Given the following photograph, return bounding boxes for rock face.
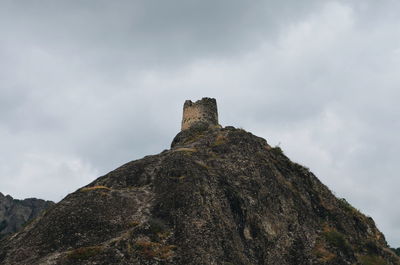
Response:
[0,192,54,238]
[0,102,399,264]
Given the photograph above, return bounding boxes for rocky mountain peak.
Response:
[0,99,398,265]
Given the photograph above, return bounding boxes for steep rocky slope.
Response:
[0,125,398,265]
[0,192,54,238]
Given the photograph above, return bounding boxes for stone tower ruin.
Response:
[181,97,219,130]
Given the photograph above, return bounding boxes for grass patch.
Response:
[390,247,400,256]
[80,185,111,192]
[128,220,141,228]
[67,246,104,260]
[292,162,310,173]
[195,160,210,169]
[127,241,133,254]
[148,218,167,235]
[173,147,197,153]
[271,146,284,156]
[364,240,380,255]
[313,241,336,263]
[168,175,186,180]
[338,198,362,216]
[358,254,388,265]
[135,240,176,260]
[212,134,227,146]
[184,133,206,144]
[322,227,352,254]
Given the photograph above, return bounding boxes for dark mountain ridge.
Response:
[0,98,398,264]
[0,192,54,238]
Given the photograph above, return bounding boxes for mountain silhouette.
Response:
[0,98,398,265]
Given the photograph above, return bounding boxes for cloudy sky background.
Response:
[1,0,399,246]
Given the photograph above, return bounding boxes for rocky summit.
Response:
[0,193,54,238]
[0,98,399,265]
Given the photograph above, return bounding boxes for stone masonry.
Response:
[181,97,219,130]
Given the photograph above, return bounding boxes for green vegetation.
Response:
[313,241,336,262]
[148,218,168,235]
[212,134,227,146]
[135,240,176,260]
[195,160,210,169]
[364,241,379,254]
[184,133,206,144]
[66,246,104,260]
[271,146,284,155]
[358,254,388,265]
[292,162,310,173]
[338,198,362,216]
[390,247,400,256]
[323,229,351,254]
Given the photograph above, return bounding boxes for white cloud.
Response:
[1,151,98,202]
[0,0,399,246]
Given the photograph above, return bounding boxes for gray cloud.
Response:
[0,0,399,246]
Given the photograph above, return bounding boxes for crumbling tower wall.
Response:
[181,97,219,130]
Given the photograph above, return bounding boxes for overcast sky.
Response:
[1,0,399,246]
